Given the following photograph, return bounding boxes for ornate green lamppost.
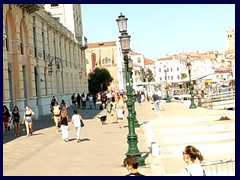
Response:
[164,65,171,103]
[116,13,145,166]
[186,57,197,109]
[128,50,140,128]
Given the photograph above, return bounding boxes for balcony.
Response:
[16,4,42,14]
[76,36,88,50]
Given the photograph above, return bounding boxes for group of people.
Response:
[3,105,35,137]
[50,96,84,143]
[98,92,127,128]
[71,92,97,110]
[124,145,206,176]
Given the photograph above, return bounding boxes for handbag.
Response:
[80,119,85,127]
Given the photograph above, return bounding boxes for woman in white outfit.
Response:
[71,109,83,143]
[23,105,35,137]
[180,145,206,176]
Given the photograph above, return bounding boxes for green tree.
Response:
[181,73,187,79]
[141,67,155,82]
[88,67,113,94]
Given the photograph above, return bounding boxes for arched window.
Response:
[102,57,111,65]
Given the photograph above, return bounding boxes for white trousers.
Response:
[61,125,68,140]
[75,126,81,140]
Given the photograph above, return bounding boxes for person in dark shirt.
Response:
[124,156,145,176]
[11,106,21,136]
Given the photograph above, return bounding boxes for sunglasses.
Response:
[182,151,187,155]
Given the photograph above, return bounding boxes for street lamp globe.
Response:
[119,33,131,52]
[116,13,128,33]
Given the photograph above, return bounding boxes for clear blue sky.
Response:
[81,4,235,60]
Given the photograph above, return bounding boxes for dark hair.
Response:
[73,109,78,114]
[3,105,9,111]
[124,156,139,169]
[185,145,204,162]
[12,106,19,112]
[61,108,67,118]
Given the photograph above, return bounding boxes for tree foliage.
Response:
[88,67,113,94]
[181,73,188,79]
[141,67,155,82]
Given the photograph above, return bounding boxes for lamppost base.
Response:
[189,105,197,109]
[166,99,171,103]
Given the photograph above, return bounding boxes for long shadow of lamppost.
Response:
[116,13,145,166]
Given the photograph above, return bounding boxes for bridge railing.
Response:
[200,90,235,108]
[201,158,235,176]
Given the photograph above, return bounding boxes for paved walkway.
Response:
[141,101,235,176]
[3,101,235,176]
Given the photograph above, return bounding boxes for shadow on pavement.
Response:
[3,106,104,144]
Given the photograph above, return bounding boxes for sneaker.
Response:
[64,139,69,142]
[77,139,81,143]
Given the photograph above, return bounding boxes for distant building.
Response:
[86,41,124,91]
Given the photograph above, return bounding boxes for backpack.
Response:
[53,105,61,116]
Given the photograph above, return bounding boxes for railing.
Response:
[201,90,235,109]
[201,158,235,176]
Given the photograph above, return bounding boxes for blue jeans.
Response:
[154,101,160,111]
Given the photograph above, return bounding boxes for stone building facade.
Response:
[3,4,88,118]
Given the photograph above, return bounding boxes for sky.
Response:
[81,4,235,60]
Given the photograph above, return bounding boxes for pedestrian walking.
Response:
[22,105,35,137]
[71,93,77,109]
[81,93,87,109]
[152,93,160,111]
[59,108,70,142]
[3,105,11,137]
[53,101,61,132]
[136,92,142,106]
[50,96,56,113]
[77,93,81,108]
[100,92,107,109]
[60,99,67,110]
[88,94,93,109]
[93,94,97,110]
[180,145,206,176]
[116,105,124,128]
[11,106,21,136]
[71,109,84,143]
[105,100,113,124]
[124,156,145,176]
